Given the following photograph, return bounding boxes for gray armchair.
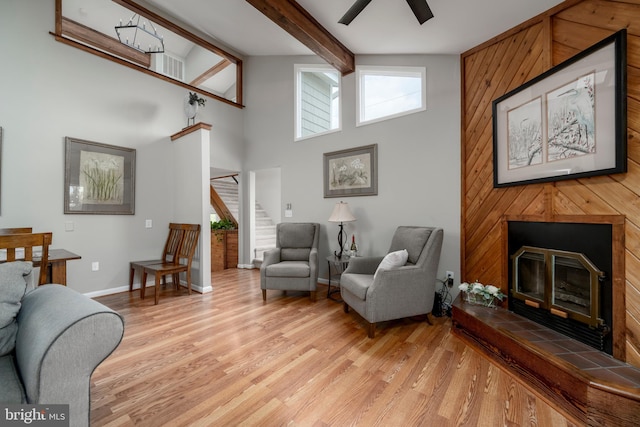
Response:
[260,223,320,301]
[0,259,124,427]
[340,226,443,337]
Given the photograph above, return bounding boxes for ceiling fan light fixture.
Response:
[338,0,373,25]
[339,0,434,26]
[406,0,434,25]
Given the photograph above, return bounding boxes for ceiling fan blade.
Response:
[406,0,434,24]
[338,0,373,25]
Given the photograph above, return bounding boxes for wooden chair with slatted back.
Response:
[140,224,201,305]
[129,223,186,292]
[0,227,33,235]
[0,232,52,286]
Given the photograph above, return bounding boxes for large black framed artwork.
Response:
[492,29,627,188]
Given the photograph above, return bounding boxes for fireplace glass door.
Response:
[512,246,604,327]
[515,250,545,304]
[551,251,604,327]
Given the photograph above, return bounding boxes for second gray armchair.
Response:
[340,226,443,338]
[260,223,320,301]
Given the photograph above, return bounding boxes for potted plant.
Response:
[459,281,505,308]
[184,92,206,126]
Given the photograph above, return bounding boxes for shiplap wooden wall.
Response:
[461,0,640,367]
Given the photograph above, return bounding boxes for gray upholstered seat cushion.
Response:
[0,261,32,356]
[265,261,310,278]
[388,227,432,264]
[0,354,26,403]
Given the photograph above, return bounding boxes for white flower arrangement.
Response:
[459,281,505,306]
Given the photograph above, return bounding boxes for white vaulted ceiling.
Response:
[145,0,565,56]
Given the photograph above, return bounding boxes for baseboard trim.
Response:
[84,281,211,298]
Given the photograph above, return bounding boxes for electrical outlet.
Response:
[446,271,454,287]
[91,262,99,271]
[145,219,153,228]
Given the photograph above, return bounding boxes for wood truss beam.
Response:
[190,59,231,87]
[245,0,355,75]
[61,17,151,68]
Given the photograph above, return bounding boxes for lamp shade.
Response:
[328,201,356,223]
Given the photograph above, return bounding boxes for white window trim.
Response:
[294,64,342,142]
[356,65,427,127]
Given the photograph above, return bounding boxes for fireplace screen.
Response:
[553,255,593,318]
[516,251,544,302]
[512,246,604,327]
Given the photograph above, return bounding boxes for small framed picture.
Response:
[64,137,136,214]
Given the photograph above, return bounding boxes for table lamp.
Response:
[328,201,356,258]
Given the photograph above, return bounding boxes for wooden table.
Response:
[33,249,81,285]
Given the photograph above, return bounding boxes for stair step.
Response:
[211,179,278,268]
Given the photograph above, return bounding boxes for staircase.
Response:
[211,178,239,221]
[210,178,276,267]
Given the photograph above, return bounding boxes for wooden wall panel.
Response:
[461,0,640,367]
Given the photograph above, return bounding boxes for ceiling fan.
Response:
[339,0,434,25]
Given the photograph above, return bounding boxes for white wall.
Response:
[0,0,243,294]
[242,54,462,284]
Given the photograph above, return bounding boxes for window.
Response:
[357,66,426,126]
[295,65,341,141]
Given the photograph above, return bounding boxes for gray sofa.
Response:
[340,226,443,337]
[0,261,124,427]
[260,222,320,301]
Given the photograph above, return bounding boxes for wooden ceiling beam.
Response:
[190,59,231,87]
[245,0,355,75]
[61,17,151,68]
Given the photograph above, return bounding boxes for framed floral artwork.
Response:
[323,144,378,198]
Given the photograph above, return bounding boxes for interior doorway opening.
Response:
[249,167,281,267]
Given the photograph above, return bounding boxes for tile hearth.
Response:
[461,301,640,388]
[451,298,640,425]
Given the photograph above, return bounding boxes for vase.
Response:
[465,292,479,304]
[464,292,497,308]
[183,94,199,126]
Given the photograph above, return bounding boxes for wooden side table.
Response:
[34,249,81,286]
[326,255,350,301]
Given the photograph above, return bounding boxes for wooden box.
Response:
[211,230,238,272]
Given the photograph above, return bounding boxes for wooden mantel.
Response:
[171,122,212,141]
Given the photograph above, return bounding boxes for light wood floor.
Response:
[91,269,578,427]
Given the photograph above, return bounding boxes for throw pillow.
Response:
[374,249,408,279]
[0,261,32,356]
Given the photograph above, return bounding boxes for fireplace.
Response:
[507,221,613,354]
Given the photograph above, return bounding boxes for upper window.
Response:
[295,65,341,141]
[356,66,426,126]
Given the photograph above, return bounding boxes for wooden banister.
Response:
[210,185,238,228]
